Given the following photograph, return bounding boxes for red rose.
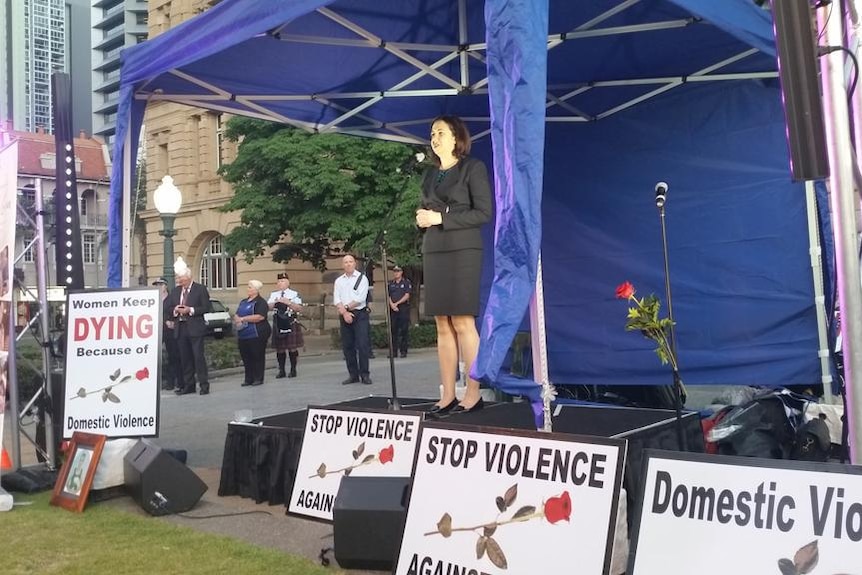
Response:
[378,445,394,464]
[135,367,149,381]
[543,491,571,524]
[615,281,635,300]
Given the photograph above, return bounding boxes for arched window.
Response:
[199,235,236,290]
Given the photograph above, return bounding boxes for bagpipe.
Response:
[273,302,298,335]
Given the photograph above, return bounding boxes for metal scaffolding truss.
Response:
[133,0,777,144]
[8,179,58,471]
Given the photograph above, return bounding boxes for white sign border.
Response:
[62,287,163,439]
[288,404,425,523]
[628,449,862,574]
[396,421,628,575]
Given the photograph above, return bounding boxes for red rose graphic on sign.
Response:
[378,445,394,464]
[69,366,153,404]
[543,491,572,524]
[311,442,396,479]
[426,484,574,570]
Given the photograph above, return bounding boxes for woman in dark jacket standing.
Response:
[416,116,492,415]
[234,279,272,387]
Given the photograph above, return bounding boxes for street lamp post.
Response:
[153,175,183,287]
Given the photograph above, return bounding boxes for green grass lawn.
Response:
[3,493,333,575]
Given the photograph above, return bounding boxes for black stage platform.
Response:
[218,396,704,516]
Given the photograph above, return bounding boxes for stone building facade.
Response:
[10,125,112,290]
[140,0,352,320]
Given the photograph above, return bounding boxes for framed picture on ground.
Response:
[50,431,107,512]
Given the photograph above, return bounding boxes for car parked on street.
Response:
[204,299,233,338]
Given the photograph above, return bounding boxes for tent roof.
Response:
[121,0,777,144]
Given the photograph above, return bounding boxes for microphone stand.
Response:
[657,189,688,452]
[365,150,425,410]
[374,231,401,411]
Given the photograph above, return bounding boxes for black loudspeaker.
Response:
[51,72,84,289]
[123,440,207,516]
[333,476,410,570]
[772,0,830,181]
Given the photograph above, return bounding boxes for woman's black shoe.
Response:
[428,398,459,416]
[451,398,484,414]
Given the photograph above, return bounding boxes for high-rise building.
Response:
[0,0,92,135]
[90,0,148,148]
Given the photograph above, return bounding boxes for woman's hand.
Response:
[416,209,442,228]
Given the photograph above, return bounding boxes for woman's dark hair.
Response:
[430,116,471,164]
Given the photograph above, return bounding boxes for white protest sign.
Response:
[395,423,626,575]
[630,451,862,574]
[289,407,423,521]
[62,288,161,438]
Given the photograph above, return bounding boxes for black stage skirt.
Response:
[271,322,305,352]
[423,248,482,317]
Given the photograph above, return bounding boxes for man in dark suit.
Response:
[169,267,212,395]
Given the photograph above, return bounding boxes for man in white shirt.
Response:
[333,254,372,385]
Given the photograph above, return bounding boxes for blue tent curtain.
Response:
[472,0,548,402]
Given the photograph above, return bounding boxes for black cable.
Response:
[839,46,859,101]
[818,1,833,41]
[819,45,859,103]
[175,510,274,520]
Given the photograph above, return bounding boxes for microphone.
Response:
[655,181,668,209]
[397,152,426,174]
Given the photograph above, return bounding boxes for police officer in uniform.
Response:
[387,265,412,358]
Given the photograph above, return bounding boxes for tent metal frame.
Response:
[131,2,777,145]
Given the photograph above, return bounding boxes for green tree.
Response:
[218,118,425,273]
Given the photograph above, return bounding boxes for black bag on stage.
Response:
[790,413,831,462]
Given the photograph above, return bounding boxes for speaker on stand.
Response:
[771,0,830,181]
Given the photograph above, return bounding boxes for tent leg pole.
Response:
[804,180,834,403]
[122,126,132,287]
[530,254,554,432]
[820,6,862,462]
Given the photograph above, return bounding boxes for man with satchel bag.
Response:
[333,254,372,385]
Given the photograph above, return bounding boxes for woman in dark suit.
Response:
[416,116,492,415]
[233,280,272,387]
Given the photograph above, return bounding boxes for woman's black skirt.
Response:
[423,248,482,317]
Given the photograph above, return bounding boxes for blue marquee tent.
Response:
[106,0,829,402]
